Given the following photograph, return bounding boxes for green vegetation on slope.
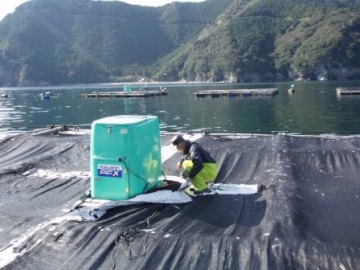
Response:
[0,0,359,86]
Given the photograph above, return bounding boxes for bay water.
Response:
[1,80,360,135]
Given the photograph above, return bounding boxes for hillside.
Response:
[153,0,360,82]
[0,0,359,86]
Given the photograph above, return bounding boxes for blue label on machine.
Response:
[97,164,122,178]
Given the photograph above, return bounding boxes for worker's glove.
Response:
[179,181,188,191]
[182,171,189,179]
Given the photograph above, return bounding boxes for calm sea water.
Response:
[1,81,360,135]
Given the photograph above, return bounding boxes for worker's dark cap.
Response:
[171,135,186,145]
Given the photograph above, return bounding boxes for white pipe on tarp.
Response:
[32,125,68,136]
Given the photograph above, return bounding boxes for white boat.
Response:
[288,84,295,94]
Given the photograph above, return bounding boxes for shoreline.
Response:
[2,79,360,91]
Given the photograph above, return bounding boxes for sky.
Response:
[0,0,206,21]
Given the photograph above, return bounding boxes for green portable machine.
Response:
[91,115,162,200]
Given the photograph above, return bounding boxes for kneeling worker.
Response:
[172,135,217,196]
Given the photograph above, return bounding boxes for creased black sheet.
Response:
[0,133,359,269]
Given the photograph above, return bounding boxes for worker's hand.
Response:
[182,171,189,179]
[177,161,183,170]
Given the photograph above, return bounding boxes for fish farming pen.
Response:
[82,89,168,98]
[194,88,278,98]
[336,87,360,96]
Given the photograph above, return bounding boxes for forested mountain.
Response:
[0,0,359,86]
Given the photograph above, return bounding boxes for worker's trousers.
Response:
[182,160,217,191]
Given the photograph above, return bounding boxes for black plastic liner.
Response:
[0,133,359,269]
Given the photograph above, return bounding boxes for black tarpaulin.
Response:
[0,132,359,269]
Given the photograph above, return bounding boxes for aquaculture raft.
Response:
[82,89,168,98]
[194,88,278,97]
[336,87,360,95]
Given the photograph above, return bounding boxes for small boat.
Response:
[288,84,295,94]
[1,93,8,98]
[40,92,50,99]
